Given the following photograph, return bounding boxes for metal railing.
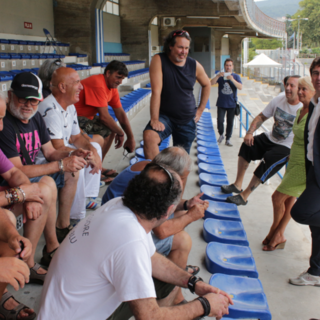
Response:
[238,102,284,179]
[242,0,286,38]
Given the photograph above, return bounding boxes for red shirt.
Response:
[75,74,122,120]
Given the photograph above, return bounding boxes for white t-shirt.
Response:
[262,94,302,149]
[307,96,320,163]
[36,94,81,163]
[38,197,156,320]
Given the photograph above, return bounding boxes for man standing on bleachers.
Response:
[74,60,136,167]
[143,29,211,160]
[210,58,242,147]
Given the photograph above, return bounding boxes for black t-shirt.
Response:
[0,111,50,165]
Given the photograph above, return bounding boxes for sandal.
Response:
[263,240,286,252]
[262,237,271,246]
[101,169,118,178]
[29,263,46,285]
[0,292,36,320]
[186,265,200,275]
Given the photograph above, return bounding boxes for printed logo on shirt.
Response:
[221,82,233,95]
[272,107,296,141]
[16,130,41,164]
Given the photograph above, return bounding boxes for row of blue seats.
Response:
[93,60,145,67]
[198,87,210,110]
[128,68,149,79]
[196,112,272,320]
[0,39,69,47]
[108,88,151,121]
[104,53,130,56]
[0,53,66,60]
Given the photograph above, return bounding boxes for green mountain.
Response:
[255,0,301,18]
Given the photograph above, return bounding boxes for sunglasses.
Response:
[172,30,190,38]
[146,163,174,191]
[54,59,62,66]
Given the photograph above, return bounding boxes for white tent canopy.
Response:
[243,53,282,68]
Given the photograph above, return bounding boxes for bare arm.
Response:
[244,112,269,146]
[210,71,223,85]
[227,74,243,90]
[149,55,165,131]
[98,107,124,135]
[195,62,211,122]
[153,203,208,239]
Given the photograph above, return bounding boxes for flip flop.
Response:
[101,169,118,178]
[101,175,114,184]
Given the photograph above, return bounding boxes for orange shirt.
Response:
[75,74,122,120]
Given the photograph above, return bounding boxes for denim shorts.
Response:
[29,172,65,189]
[144,114,196,154]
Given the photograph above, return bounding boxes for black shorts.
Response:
[239,133,290,183]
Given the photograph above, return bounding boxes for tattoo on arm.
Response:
[247,113,267,134]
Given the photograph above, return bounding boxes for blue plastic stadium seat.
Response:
[197,134,216,143]
[197,147,221,157]
[197,140,218,148]
[201,185,231,202]
[209,274,271,320]
[203,218,249,246]
[204,200,241,221]
[200,113,211,119]
[206,242,258,278]
[199,173,228,187]
[129,157,143,165]
[198,163,225,175]
[135,147,146,159]
[197,129,215,136]
[197,124,214,131]
[197,155,223,166]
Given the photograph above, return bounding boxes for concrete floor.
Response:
[10,80,320,319]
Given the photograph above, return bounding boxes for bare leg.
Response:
[102,133,116,161]
[39,176,59,253]
[56,171,79,229]
[167,231,192,304]
[264,196,296,249]
[143,130,161,160]
[233,156,250,190]
[239,174,261,202]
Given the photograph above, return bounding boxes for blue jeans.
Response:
[144,114,196,154]
[29,172,65,188]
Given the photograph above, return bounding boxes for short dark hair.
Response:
[163,30,191,55]
[309,57,320,76]
[104,60,128,77]
[285,75,301,84]
[224,58,233,66]
[283,75,290,85]
[122,163,182,220]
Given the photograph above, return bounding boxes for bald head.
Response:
[50,67,83,109]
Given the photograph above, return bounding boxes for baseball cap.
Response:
[11,72,43,101]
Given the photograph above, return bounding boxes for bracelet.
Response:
[183,200,188,211]
[188,275,203,294]
[5,188,21,205]
[16,187,26,203]
[59,159,64,174]
[197,297,211,317]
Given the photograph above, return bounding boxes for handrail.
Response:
[238,102,284,179]
[240,0,286,38]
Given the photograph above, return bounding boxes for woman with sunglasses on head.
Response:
[263,76,315,251]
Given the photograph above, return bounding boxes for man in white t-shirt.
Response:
[37,67,102,236]
[221,76,302,206]
[38,163,232,320]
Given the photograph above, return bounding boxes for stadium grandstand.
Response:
[0,0,317,319]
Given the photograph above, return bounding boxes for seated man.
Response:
[0,208,34,319]
[75,60,136,167]
[0,72,88,243]
[0,91,59,273]
[38,164,232,320]
[37,67,102,218]
[222,75,302,206]
[102,146,208,304]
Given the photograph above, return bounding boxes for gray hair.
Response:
[38,59,65,89]
[153,146,192,176]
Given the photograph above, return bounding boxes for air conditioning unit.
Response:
[152,46,161,51]
[163,17,175,27]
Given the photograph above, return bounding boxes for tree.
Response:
[291,0,320,47]
[251,38,283,49]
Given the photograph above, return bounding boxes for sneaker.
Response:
[226,194,248,206]
[86,197,101,210]
[225,140,233,146]
[217,135,224,144]
[289,271,320,286]
[40,245,58,267]
[56,224,73,243]
[221,184,242,194]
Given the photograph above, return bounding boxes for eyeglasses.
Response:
[147,163,174,191]
[172,30,190,38]
[54,59,62,66]
[17,98,40,106]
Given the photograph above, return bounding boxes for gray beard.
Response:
[9,99,37,121]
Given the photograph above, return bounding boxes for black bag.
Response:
[234,102,240,116]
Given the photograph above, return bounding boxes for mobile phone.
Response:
[19,240,24,260]
[125,147,131,153]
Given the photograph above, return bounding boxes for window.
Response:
[151,17,158,26]
[103,0,119,16]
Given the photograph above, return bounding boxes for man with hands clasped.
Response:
[211,58,242,146]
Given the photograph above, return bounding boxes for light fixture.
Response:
[186,16,220,19]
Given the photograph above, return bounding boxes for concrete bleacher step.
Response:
[206,242,259,278]
[203,218,249,246]
[104,52,130,62]
[209,274,272,320]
